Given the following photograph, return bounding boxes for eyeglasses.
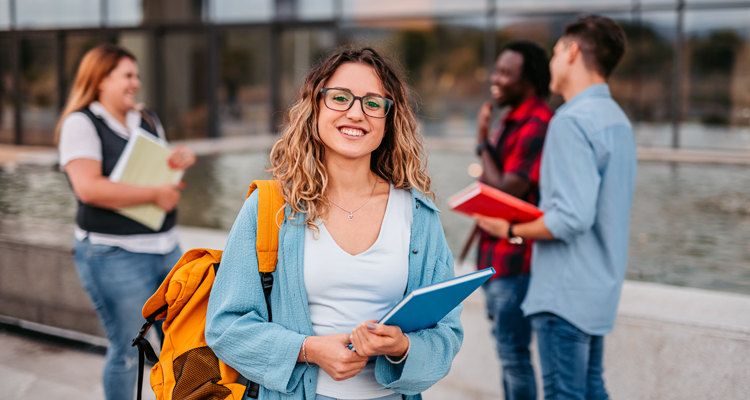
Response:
[320,88,394,119]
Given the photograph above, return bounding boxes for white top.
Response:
[304,184,412,399]
[58,102,179,254]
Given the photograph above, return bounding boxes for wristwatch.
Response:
[475,140,491,156]
[508,223,524,245]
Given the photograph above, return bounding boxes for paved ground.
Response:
[0,263,506,400]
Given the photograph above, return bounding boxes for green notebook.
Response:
[109,129,183,231]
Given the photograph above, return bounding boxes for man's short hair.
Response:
[503,41,551,99]
[563,15,627,78]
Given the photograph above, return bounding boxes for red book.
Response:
[448,182,543,222]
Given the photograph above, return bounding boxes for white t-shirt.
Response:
[58,102,179,254]
[304,184,412,399]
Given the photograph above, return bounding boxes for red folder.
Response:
[448,182,543,222]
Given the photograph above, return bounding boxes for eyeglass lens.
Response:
[324,89,389,118]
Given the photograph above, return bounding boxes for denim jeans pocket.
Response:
[87,243,123,257]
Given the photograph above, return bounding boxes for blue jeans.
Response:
[530,313,609,400]
[73,237,182,400]
[482,276,536,400]
[315,394,403,400]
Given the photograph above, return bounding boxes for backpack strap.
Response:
[247,180,284,274]
[244,180,284,399]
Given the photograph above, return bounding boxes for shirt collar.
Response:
[557,83,611,113]
[89,101,142,139]
[410,187,441,213]
[504,96,544,123]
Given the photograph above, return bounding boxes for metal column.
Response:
[671,0,685,149]
[484,0,497,90]
[207,25,219,138]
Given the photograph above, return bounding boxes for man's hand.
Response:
[473,214,510,239]
[350,320,409,359]
[304,334,369,381]
[477,101,493,143]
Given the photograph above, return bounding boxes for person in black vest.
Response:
[56,44,195,400]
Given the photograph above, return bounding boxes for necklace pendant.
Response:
[348,213,355,221]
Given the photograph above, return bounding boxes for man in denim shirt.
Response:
[474,16,636,399]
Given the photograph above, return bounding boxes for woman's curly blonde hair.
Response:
[269,47,432,231]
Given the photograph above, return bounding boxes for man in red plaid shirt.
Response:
[474,41,552,400]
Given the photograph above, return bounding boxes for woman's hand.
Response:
[350,320,409,359]
[303,334,369,381]
[167,145,196,170]
[154,183,181,212]
[473,214,510,239]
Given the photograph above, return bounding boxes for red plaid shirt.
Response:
[477,97,552,279]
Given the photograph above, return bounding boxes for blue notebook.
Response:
[379,267,495,333]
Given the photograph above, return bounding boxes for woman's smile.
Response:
[338,125,368,138]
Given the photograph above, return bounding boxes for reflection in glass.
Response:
[343,0,485,19]
[143,0,202,24]
[107,0,143,27]
[16,0,99,29]
[279,29,336,109]
[685,9,750,137]
[496,0,631,12]
[162,33,208,140]
[64,35,102,97]
[0,0,10,30]
[20,36,57,146]
[343,18,486,137]
[211,0,273,23]
[0,38,13,143]
[119,33,154,107]
[217,29,271,136]
[299,0,336,20]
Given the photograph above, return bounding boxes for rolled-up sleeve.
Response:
[205,192,306,394]
[541,116,601,242]
[374,220,464,395]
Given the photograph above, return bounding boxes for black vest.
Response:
[73,108,177,235]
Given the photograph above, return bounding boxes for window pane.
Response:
[496,0,632,12]
[162,33,208,140]
[20,36,57,146]
[211,0,273,23]
[63,34,103,98]
[143,0,203,24]
[118,33,154,107]
[0,0,10,30]
[343,0,486,19]
[279,28,336,109]
[682,8,750,150]
[343,17,486,138]
[217,29,271,136]
[107,0,143,27]
[0,37,14,143]
[16,0,100,29]
[298,0,335,20]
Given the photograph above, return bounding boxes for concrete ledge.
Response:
[2,221,749,399]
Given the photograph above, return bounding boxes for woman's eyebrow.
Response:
[331,87,385,98]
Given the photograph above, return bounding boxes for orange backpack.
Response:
[131,180,285,400]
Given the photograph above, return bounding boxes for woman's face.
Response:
[317,62,388,162]
[98,57,140,112]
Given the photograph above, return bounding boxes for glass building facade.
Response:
[1,0,750,149]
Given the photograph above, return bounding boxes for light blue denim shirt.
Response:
[521,83,637,336]
[206,188,463,400]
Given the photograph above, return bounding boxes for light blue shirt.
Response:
[206,188,463,400]
[521,84,637,335]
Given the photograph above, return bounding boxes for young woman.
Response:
[56,44,195,400]
[206,47,463,400]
